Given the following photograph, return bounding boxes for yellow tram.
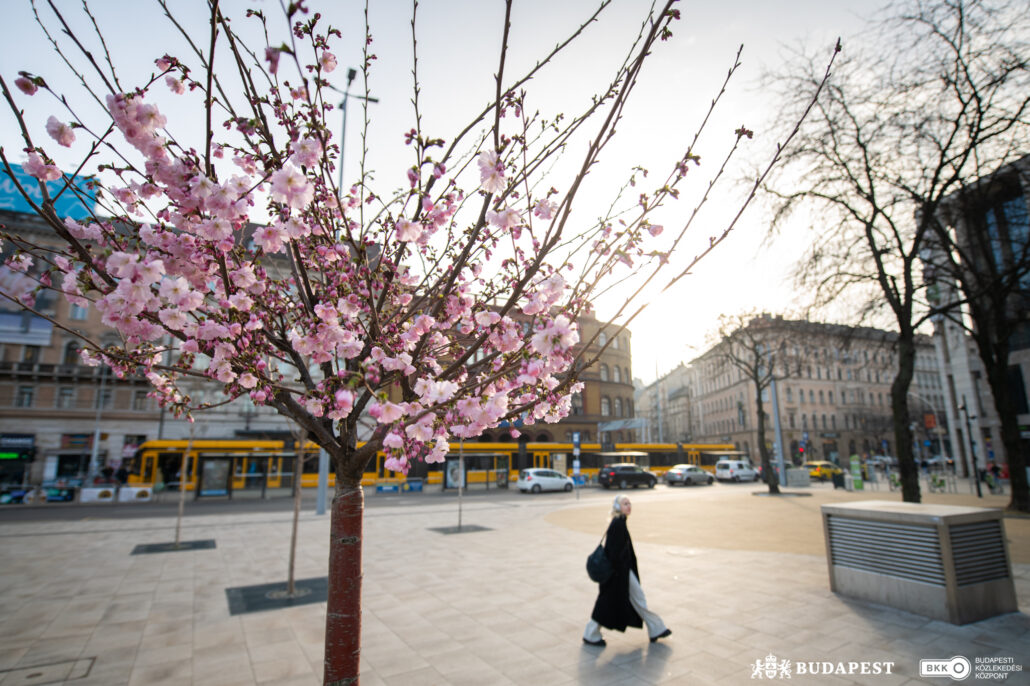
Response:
[126,438,738,492]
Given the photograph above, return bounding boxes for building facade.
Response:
[931,154,1030,474]
[640,316,948,466]
[0,210,291,489]
[474,312,635,445]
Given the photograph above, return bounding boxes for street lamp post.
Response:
[332,68,379,190]
[87,366,108,480]
[960,398,982,498]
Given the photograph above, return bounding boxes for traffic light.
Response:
[799,445,805,455]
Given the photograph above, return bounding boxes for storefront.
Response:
[0,434,34,502]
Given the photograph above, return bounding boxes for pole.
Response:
[288,433,306,597]
[770,375,787,486]
[960,398,982,498]
[457,438,464,531]
[316,448,329,515]
[174,422,196,547]
[88,367,107,479]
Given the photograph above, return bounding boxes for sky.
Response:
[0,0,877,384]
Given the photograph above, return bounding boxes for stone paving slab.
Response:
[0,485,1026,685]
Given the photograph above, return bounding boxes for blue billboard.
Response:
[0,163,95,219]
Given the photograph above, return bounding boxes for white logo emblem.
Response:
[751,653,792,679]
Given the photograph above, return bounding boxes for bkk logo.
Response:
[751,653,896,679]
[920,657,972,681]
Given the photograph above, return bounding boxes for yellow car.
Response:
[803,461,843,481]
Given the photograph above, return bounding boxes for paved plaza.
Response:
[0,481,1027,685]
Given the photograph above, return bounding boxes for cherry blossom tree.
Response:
[0,1,831,682]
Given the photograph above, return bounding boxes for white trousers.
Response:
[584,571,668,641]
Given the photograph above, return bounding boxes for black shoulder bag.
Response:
[586,532,614,584]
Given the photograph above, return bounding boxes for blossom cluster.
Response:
[4,6,680,475]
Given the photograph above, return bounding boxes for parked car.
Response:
[802,461,843,481]
[714,459,758,482]
[664,464,714,486]
[598,463,658,489]
[516,468,574,493]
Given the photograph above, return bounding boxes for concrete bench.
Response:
[821,500,1018,624]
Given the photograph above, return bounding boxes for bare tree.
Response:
[710,312,802,493]
[765,0,1030,508]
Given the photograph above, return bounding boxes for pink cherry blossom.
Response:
[319,51,338,73]
[264,47,281,75]
[15,77,38,95]
[533,198,556,220]
[477,150,505,194]
[647,223,664,237]
[290,137,323,168]
[395,218,421,242]
[239,373,259,389]
[253,224,288,253]
[270,165,314,209]
[166,76,186,94]
[45,116,76,147]
[23,152,61,181]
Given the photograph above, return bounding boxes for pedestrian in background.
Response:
[583,494,671,647]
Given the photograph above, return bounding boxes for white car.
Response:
[714,459,758,482]
[664,464,714,486]
[516,468,574,493]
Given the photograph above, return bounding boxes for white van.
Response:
[714,459,758,482]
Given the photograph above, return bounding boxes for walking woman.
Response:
[583,495,671,646]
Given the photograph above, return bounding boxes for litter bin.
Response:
[831,471,845,489]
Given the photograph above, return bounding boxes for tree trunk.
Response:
[892,332,920,503]
[981,355,1030,512]
[324,483,363,685]
[756,391,780,494]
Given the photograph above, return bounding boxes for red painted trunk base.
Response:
[323,487,363,686]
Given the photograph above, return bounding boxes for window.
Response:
[611,335,619,350]
[57,387,75,409]
[15,386,33,408]
[817,367,822,380]
[802,414,808,429]
[821,414,827,429]
[571,392,583,416]
[63,341,80,366]
[624,367,631,384]
[132,390,149,411]
[601,397,611,416]
[95,388,113,410]
[598,331,607,347]
[809,390,815,403]
[786,387,793,402]
[600,364,609,382]
[22,346,40,364]
[614,398,623,417]
[613,366,621,383]
[800,389,805,404]
[819,390,824,404]
[831,415,836,429]
[789,413,796,428]
[70,304,88,321]
[828,391,834,404]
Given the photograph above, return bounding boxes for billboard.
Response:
[0,162,95,219]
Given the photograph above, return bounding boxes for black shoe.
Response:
[582,637,606,647]
[650,629,671,643]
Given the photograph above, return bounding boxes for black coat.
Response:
[590,515,642,631]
